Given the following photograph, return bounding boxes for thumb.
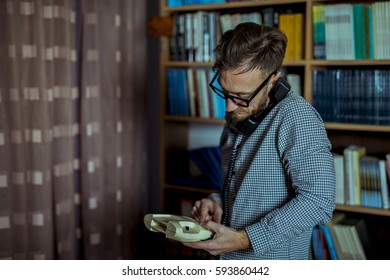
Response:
[200,220,221,233]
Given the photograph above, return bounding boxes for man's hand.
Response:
[182,221,251,256]
[191,198,223,224]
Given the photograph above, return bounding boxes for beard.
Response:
[227,94,270,123]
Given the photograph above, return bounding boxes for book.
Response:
[319,224,338,259]
[343,145,366,206]
[312,5,326,59]
[312,225,330,260]
[186,68,197,117]
[359,155,382,208]
[278,14,295,61]
[379,160,389,209]
[333,153,345,205]
[287,74,301,95]
[188,146,222,189]
[323,213,346,259]
[336,218,373,259]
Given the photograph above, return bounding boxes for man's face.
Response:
[218,68,276,122]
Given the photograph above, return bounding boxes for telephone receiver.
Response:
[227,76,291,135]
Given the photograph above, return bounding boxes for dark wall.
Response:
[135,0,163,259]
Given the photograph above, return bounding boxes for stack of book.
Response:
[312,2,390,60]
[333,146,390,209]
[312,213,373,260]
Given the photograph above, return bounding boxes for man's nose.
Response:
[225,98,238,112]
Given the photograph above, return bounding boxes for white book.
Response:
[333,153,345,205]
[324,5,335,60]
[208,13,216,62]
[379,160,389,209]
[286,74,301,95]
[343,148,354,205]
[185,13,194,62]
[196,69,210,118]
[202,12,210,62]
[194,11,205,62]
[231,13,242,29]
[386,153,390,173]
[186,68,196,117]
[219,14,232,34]
[339,4,355,60]
[247,12,262,25]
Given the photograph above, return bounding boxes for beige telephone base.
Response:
[144,214,213,243]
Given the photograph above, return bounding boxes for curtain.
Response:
[0,0,147,260]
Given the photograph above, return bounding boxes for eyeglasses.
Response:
[209,70,276,107]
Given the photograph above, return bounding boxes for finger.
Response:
[200,206,213,222]
[191,205,198,218]
[213,206,223,224]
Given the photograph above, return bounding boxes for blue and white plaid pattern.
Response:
[211,91,336,259]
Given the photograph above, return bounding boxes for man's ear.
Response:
[267,71,281,91]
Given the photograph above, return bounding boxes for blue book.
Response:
[189,146,222,189]
[177,68,190,116]
[319,224,339,260]
[167,0,184,7]
[166,69,176,115]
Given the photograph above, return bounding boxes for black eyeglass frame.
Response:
[209,69,277,107]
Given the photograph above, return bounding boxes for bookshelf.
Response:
[158,0,390,259]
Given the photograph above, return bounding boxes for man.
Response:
[183,22,336,259]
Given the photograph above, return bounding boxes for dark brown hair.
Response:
[213,22,287,76]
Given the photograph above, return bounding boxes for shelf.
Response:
[162,0,307,13]
[164,183,218,194]
[336,205,390,217]
[164,115,225,124]
[164,117,390,133]
[311,59,390,66]
[325,123,390,133]
[163,60,306,68]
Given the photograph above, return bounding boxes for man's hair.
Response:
[213,22,287,76]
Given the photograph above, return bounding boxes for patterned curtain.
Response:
[0,0,147,259]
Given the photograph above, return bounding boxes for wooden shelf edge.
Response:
[163,117,390,132]
[164,183,219,194]
[164,115,226,124]
[311,59,390,66]
[325,123,390,133]
[162,0,307,13]
[163,60,306,67]
[163,60,390,67]
[336,204,390,217]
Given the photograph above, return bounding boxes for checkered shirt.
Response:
[210,91,336,260]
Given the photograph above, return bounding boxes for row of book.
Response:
[171,12,220,62]
[333,145,390,209]
[166,67,302,118]
[312,213,372,260]
[312,69,390,125]
[166,68,226,118]
[167,0,226,7]
[170,8,303,62]
[313,2,390,60]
